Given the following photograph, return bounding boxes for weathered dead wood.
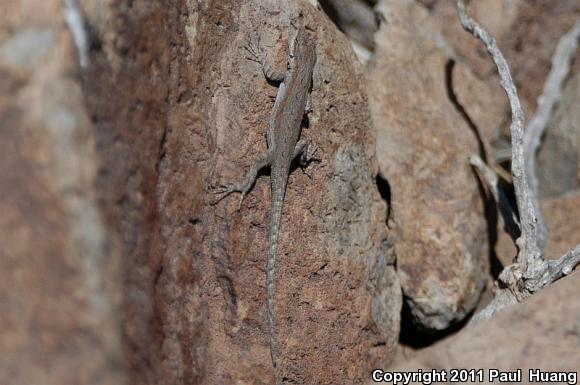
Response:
[457,0,580,323]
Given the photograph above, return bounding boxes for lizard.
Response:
[213,21,317,370]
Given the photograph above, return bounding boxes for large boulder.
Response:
[369,0,495,331]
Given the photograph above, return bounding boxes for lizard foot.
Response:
[300,144,321,166]
[243,38,265,65]
[210,183,251,210]
[298,145,321,180]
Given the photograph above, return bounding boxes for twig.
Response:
[469,155,520,242]
[523,20,580,251]
[469,155,500,201]
[536,244,580,287]
[457,2,580,324]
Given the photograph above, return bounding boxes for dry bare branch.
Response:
[457,0,542,273]
[536,244,580,287]
[457,2,580,324]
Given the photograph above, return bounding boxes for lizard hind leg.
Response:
[292,140,320,179]
[212,151,273,209]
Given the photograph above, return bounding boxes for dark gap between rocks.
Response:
[318,0,378,53]
[473,170,505,280]
[318,1,341,31]
[375,173,392,224]
[398,298,471,349]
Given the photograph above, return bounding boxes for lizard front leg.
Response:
[244,39,286,83]
[212,150,273,208]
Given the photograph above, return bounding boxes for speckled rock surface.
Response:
[82,0,401,383]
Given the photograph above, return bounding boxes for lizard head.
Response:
[289,24,316,64]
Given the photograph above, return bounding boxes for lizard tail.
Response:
[267,184,285,370]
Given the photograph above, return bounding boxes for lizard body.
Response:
[214,24,317,370]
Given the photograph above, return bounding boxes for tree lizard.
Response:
[213,22,317,370]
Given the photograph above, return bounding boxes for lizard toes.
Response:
[209,184,236,205]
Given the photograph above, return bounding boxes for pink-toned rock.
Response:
[81,0,401,383]
[390,274,580,373]
[500,0,580,115]
[369,0,492,331]
[0,1,126,384]
[3,0,579,384]
[433,0,579,116]
[429,0,520,79]
[540,194,580,259]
